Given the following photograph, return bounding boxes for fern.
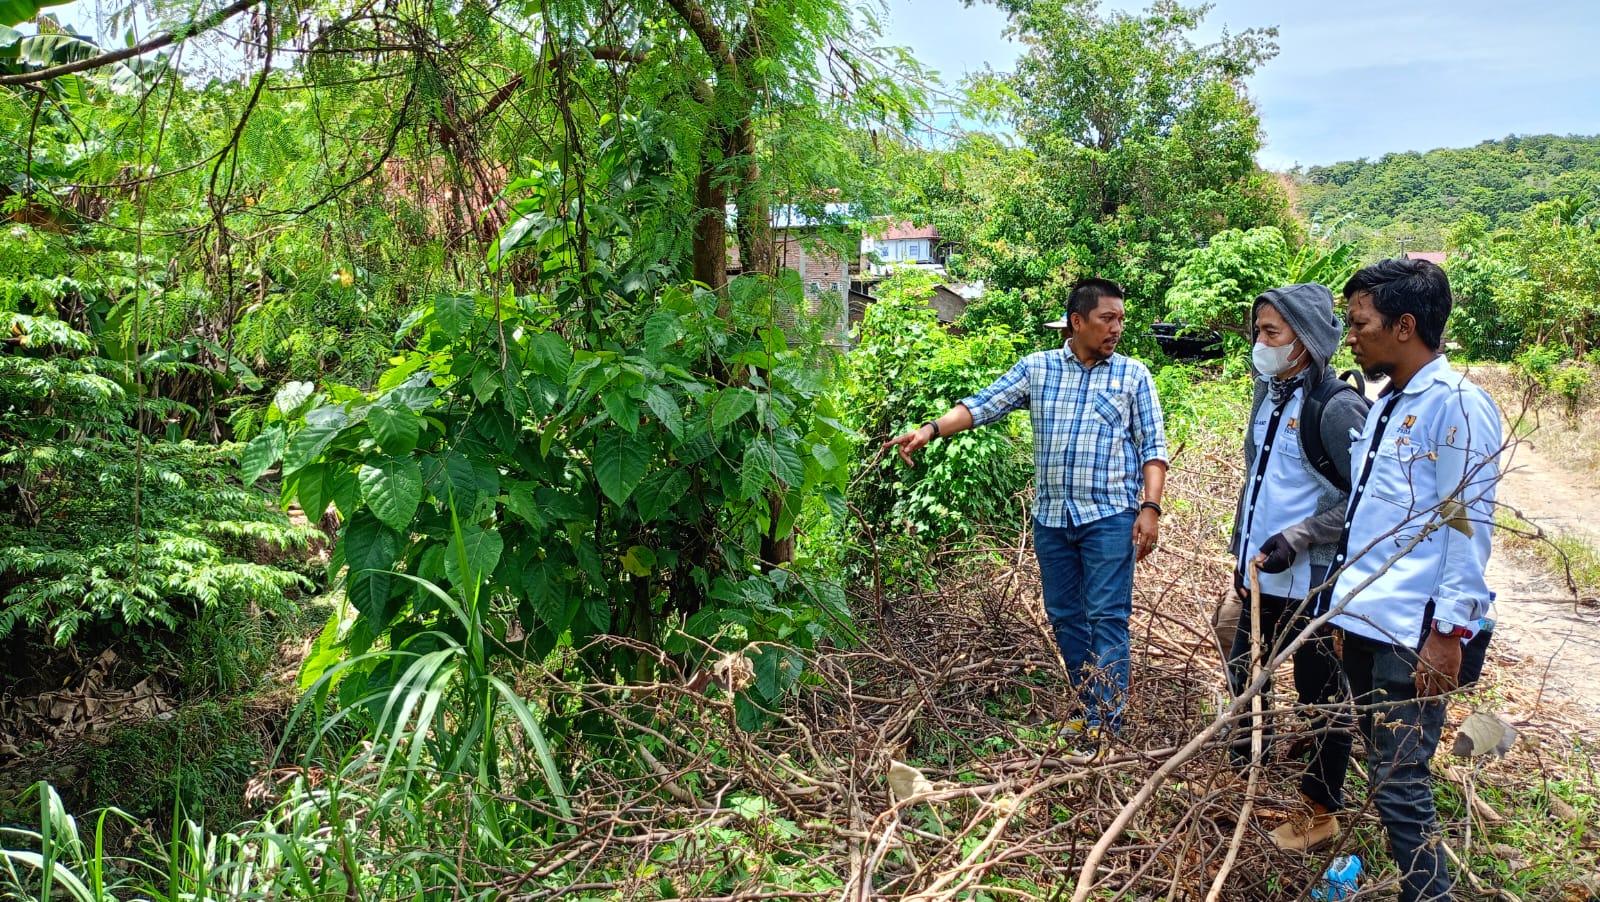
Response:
[1,314,317,646]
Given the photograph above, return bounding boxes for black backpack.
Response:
[1298,370,1370,491]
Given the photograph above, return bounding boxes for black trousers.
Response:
[1226,591,1354,812]
[1342,633,1454,901]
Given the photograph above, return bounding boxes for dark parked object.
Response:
[1151,322,1224,362]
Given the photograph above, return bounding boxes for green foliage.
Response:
[1163,227,1357,365]
[260,235,855,734]
[0,313,314,646]
[0,0,69,27]
[933,0,1296,347]
[1164,226,1290,346]
[1513,345,1594,417]
[1295,134,1600,257]
[841,272,1033,552]
[1447,197,1600,359]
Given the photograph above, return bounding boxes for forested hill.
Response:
[1291,134,1600,230]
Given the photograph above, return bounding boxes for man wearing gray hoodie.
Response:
[1223,283,1368,850]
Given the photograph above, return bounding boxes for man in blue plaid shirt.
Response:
[886,278,1169,736]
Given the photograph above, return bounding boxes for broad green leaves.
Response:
[342,512,402,624]
[283,421,343,476]
[240,425,286,485]
[359,457,423,531]
[711,387,756,431]
[593,430,649,504]
[445,524,503,588]
[269,248,854,736]
[633,468,689,522]
[433,293,475,341]
[368,404,422,455]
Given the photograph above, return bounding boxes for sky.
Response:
[881,0,1600,170]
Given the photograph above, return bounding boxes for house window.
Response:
[907,241,925,262]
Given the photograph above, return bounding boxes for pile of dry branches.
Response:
[473,451,1600,902]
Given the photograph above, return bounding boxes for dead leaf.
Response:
[1453,711,1515,758]
[888,759,934,802]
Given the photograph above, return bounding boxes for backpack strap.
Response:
[1299,369,1369,492]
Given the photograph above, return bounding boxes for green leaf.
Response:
[434,293,474,340]
[386,384,441,411]
[15,31,153,90]
[297,607,347,691]
[359,457,424,532]
[445,524,503,589]
[273,381,315,419]
[634,468,690,523]
[537,487,593,522]
[329,467,361,518]
[593,430,649,505]
[529,331,572,380]
[520,558,570,629]
[600,387,638,432]
[240,425,286,485]
[503,482,544,529]
[424,453,482,514]
[468,405,516,452]
[643,386,684,439]
[342,512,403,625]
[772,439,805,487]
[680,430,718,464]
[490,211,546,270]
[710,387,756,432]
[620,545,656,577]
[368,405,421,456]
[293,464,330,520]
[470,363,501,402]
[282,421,344,477]
[570,529,605,585]
[810,441,840,471]
[740,441,775,500]
[643,311,682,356]
[581,592,610,633]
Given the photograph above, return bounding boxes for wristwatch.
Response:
[1431,619,1473,639]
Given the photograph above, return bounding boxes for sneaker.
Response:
[1057,721,1108,759]
[1052,717,1090,738]
[1269,808,1341,851]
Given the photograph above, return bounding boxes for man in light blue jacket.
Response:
[1321,258,1502,902]
[1225,283,1367,852]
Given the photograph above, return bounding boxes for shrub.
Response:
[0,313,314,647]
[840,272,1034,553]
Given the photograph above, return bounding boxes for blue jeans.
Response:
[1033,511,1134,730]
[1343,633,1454,902]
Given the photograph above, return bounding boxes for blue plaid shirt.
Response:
[960,348,1168,528]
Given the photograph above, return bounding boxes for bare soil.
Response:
[1485,427,1600,720]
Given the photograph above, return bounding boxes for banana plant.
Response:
[1,16,167,93]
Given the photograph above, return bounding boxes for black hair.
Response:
[1341,258,1452,351]
[1068,277,1125,320]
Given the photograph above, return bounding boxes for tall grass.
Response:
[2,554,571,900]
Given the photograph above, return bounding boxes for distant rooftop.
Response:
[881,221,939,241]
[1403,251,1447,265]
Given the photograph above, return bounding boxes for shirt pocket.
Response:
[1092,391,1127,428]
[1275,420,1306,461]
[1370,437,1429,505]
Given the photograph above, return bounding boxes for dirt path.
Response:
[1485,429,1600,719]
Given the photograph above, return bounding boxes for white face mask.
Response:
[1252,340,1304,377]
